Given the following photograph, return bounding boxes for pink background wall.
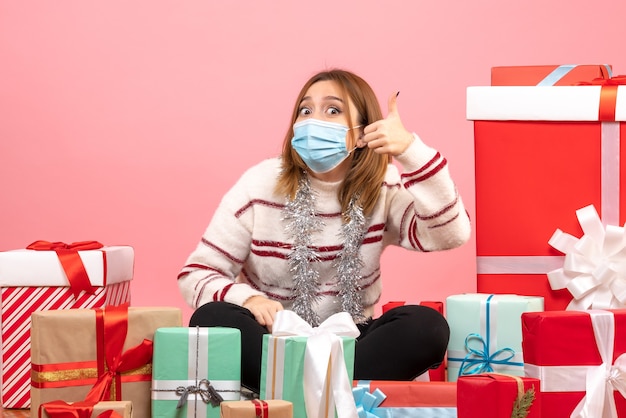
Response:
[2,1,625,324]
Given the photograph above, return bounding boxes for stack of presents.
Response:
[1,63,626,417]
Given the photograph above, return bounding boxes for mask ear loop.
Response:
[347,125,364,155]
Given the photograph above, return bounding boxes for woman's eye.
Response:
[327,106,341,115]
[298,107,312,116]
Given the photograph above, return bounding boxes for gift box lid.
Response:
[491,64,612,86]
[466,85,626,121]
[0,245,134,287]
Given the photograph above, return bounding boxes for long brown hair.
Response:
[275,69,391,219]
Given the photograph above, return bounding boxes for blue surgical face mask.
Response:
[291,119,361,174]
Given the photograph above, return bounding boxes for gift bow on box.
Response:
[83,303,154,403]
[26,240,105,297]
[548,205,626,310]
[174,378,223,408]
[352,387,386,418]
[40,400,123,418]
[572,311,626,418]
[272,310,360,418]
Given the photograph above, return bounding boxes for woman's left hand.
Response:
[359,92,415,156]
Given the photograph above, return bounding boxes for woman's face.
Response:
[293,79,365,181]
[295,80,361,148]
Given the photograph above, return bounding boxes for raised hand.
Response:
[359,92,415,156]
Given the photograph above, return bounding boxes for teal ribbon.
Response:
[353,386,386,418]
[448,294,523,378]
[457,332,521,376]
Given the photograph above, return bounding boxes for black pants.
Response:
[189,302,449,393]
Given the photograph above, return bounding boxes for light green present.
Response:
[446,293,544,382]
[151,326,241,418]
[260,311,358,418]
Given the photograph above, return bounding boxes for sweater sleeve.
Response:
[177,168,267,309]
[385,133,471,251]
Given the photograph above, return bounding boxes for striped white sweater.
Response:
[178,136,471,323]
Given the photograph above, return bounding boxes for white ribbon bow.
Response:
[272,310,360,418]
[570,310,626,418]
[547,205,626,310]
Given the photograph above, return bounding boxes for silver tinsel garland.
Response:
[282,174,367,326]
[283,175,324,326]
[333,196,366,323]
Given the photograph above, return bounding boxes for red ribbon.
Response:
[39,400,124,418]
[26,240,105,298]
[83,303,154,404]
[253,399,269,418]
[577,75,626,121]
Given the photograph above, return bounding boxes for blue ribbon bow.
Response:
[353,386,386,418]
[458,332,522,376]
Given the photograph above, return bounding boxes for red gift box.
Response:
[457,373,541,418]
[381,301,446,381]
[354,380,456,407]
[467,76,626,310]
[0,242,133,409]
[354,380,456,417]
[491,64,612,86]
[522,309,626,417]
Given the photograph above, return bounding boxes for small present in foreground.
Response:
[220,400,292,418]
[38,400,132,418]
[151,326,242,418]
[29,305,182,418]
[457,373,540,418]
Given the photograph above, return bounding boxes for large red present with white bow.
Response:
[467,73,626,310]
[522,309,626,417]
[0,241,134,408]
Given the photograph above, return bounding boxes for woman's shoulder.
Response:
[240,157,282,180]
[230,157,282,195]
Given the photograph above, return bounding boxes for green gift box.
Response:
[446,293,544,382]
[260,311,358,418]
[151,326,241,418]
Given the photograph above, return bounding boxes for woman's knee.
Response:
[189,301,251,327]
[389,304,450,346]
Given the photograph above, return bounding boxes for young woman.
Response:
[178,68,471,392]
